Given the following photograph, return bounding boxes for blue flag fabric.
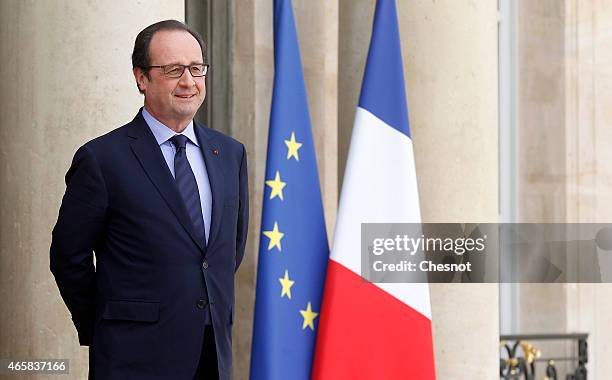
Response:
[249,0,329,379]
[359,0,411,138]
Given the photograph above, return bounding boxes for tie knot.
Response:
[170,134,189,150]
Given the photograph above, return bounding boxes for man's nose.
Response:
[178,69,196,86]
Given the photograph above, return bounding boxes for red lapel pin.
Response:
[212,149,219,156]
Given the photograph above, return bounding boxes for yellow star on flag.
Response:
[265,171,286,200]
[262,222,284,251]
[284,131,303,161]
[278,270,295,299]
[299,302,319,331]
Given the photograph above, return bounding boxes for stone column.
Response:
[565,0,612,375]
[339,0,500,378]
[0,1,183,378]
[517,0,612,377]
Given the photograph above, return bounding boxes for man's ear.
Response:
[133,67,148,93]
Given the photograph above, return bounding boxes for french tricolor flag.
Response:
[312,0,436,378]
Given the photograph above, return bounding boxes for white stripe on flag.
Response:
[330,106,431,319]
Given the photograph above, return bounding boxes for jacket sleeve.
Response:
[50,144,108,346]
[235,144,249,272]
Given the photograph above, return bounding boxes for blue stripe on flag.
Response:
[358,0,411,137]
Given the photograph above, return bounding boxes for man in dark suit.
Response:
[50,20,248,379]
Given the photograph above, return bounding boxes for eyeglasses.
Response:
[146,63,209,78]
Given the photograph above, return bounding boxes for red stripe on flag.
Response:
[313,260,436,380]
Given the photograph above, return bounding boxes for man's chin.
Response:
[171,105,201,120]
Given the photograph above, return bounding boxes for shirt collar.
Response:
[142,107,199,147]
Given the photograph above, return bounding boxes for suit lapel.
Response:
[194,122,225,249]
[127,112,206,254]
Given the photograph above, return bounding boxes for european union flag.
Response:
[249,0,329,379]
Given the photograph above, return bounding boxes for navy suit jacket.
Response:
[50,110,249,379]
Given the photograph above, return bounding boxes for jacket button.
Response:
[197,299,207,309]
[202,261,209,269]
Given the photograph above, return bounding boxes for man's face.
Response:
[135,30,206,127]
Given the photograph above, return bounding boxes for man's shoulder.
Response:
[88,121,133,144]
[70,116,142,170]
[81,115,141,153]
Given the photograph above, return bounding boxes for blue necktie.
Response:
[170,135,206,246]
